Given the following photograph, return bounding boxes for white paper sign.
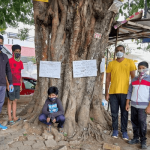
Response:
[73,60,97,78]
[39,61,61,78]
[100,58,105,73]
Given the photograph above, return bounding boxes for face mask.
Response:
[138,68,148,74]
[0,45,3,51]
[116,51,124,58]
[138,68,148,80]
[15,53,21,58]
[48,97,56,101]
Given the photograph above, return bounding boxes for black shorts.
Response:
[6,86,20,101]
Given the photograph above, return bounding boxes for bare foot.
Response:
[14,117,21,122]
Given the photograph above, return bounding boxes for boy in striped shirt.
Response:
[126,61,150,149]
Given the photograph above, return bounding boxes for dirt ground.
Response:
[1,95,150,150]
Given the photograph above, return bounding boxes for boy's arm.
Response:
[125,83,133,111]
[6,57,12,85]
[6,76,9,91]
[145,87,150,114]
[125,99,130,111]
[145,102,150,114]
[126,83,133,100]
[20,77,22,91]
[42,99,51,118]
[20,61,24,91]
[130,60,137,80]
[105,62,112,101]
[130,71,135,80]
[51,99,64,121]
[105,73,111,101]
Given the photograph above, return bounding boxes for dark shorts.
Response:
[6,86,20,101]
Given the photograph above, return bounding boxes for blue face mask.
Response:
[0,45,3,51]
[48,97,56,101]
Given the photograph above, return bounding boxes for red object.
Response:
[135,12,140,15]
[9,57,24,86]
[129,15,134,19]
[20,77,37,95]
[4,44,35,57]
[132,79,150,86]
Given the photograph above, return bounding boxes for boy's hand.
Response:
[7,84,9,91]
[9,85,14,92]
[52,118,56,123]
[145,106,150,114]
[105,93,109,101]
[47,117,50,123]
[20,86,22,92]
[125,104,130,111]
[125,99,130,111]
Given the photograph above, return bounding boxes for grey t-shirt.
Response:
[42,98,64,120]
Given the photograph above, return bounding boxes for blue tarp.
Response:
[142,37,150,43]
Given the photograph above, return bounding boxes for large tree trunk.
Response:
[19,0,115,141]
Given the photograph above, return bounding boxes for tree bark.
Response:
[19,0,115,141]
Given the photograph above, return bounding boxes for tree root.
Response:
[51,127,64,142]
[77,123,105,142]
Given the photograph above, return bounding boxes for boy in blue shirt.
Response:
[39,86,65,132]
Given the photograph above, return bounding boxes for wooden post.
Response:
[106,48,108,69]
[113,28,119,60]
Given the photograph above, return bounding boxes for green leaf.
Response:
[0,0,33,29]
[17,28,30,41]
[23,134,27,136]
[90,117,94,121]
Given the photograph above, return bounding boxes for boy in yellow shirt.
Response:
[105,45,136,140]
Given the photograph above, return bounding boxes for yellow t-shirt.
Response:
[106,58,137,94]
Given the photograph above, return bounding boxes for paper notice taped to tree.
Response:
[108,0,123,13]
[33,0,49,2]
[73,60,97,78]
[39,61,61,78]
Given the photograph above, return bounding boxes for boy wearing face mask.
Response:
[105,45,137,140]
[126,61,150,149]
[6,44,24,125]
[39,86,65,132]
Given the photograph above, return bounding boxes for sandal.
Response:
[58,128,64,133]
[14,118,21,123]
[47,125,51,133]
[8,120,15,125]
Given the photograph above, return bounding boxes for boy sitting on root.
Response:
[39,86,65,132]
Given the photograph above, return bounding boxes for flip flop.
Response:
[58,128,64,133]
[14,118,21,123]
[8,120,15,125]
[47,125,51,133]
[0,124,7,130]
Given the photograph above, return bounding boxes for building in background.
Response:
[1,32,37,79]
[4,44,35,57]
[3,32,35,48]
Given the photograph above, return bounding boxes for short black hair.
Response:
[115,45,125,52]
[48,86,58,95]
[12,44,21,52]
[0,35,4,41]
[138,61,149,68]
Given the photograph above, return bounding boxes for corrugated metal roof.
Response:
[109,10,150,45]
